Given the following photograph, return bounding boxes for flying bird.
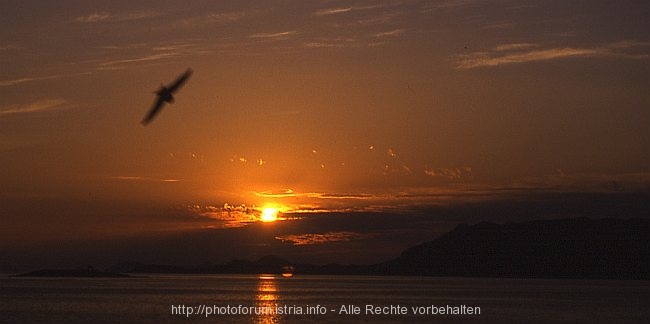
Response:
[142,68,193,125]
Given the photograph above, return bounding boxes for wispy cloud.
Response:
[254,189,297,198]
[0,44,23,51]
[110,176,180,182]
[609,40,650,49]
[316,193,376,200]
[456,40,650,69]
[329,11,403,28]
[303,40,353,48]
[493,43,537,51]
[374,29,405,37]
[0,75,59,87]
[98,52,179,67]
[95,41,207,69]
[74,10,162,23]
[423,0,485,11]
[458,48,603,69]
[252,189,380,201]
[151,43,196,52]
[175,10,255,27]
[0,72,91,87]
[249,31,297,39]
[313,7,353,16]
[424,167,472,179]
[0,99,68,117]
[188,204,254,229]
[302,36,390,49]
[481,21,515,30]
[313,4,387,16]
[188,203,295,229]
[506,172,650,194]
[75,12,111,23]
[200,11,249,23]
[275,231,370,245]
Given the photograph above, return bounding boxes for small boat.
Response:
[281,265,295,278]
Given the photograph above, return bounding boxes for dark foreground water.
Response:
[1,274,649,323]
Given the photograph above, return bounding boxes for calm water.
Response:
[1,274,649,323]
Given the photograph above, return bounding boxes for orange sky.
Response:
[1,0,650,266]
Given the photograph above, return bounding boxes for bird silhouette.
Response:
[142,68,193,125]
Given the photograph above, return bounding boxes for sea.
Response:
[1,274,649,323]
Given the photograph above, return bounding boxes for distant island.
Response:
[20,218,649,280]
[16,266,130,278]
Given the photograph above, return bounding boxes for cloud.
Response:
[313,4,387,16]
[0,99,68,117]
[313,7,353,16]
[0,44,23,51]
[249,31,297,39]
[457,47,604,69]
[252,190,383,201]
[98,52,179,67]
[110,176,180,183]
[75,12,111,23]
[275,231,370,245]
[175,10,255,27]
[374,29,405,37]
[0,75,58,87]
[423,0,485,11]
[188,203,297,229]
[152,43,196,51]
[74,11,161,23]
[424,167,472,179]
[493,43,538,51]
[96,42,208,69]
[328,11,403,28]
[316,193,375,200]
[508,172,650,193]
[208,172,650,217]
[254,189,296,198]
[202,11,250,23]
[0,72,91,87]
[188,204,253,229]
[456,41,650,69]
[303,40,352,48]
[481,21,515,30]
[608,40,650,49]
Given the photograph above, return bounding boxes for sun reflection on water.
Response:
[255,275,280,324]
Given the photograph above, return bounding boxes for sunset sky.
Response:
[2,0,649,269]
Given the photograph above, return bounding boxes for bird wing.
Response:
[167,68,193,93]
[141,96,166,125]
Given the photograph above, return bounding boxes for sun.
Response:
[261,207,279,222]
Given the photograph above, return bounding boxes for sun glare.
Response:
[261,207,279,222]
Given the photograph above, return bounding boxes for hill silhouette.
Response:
[381,217,649,279]
[16,266,129,278]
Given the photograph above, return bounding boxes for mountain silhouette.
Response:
[382,217,649,279]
